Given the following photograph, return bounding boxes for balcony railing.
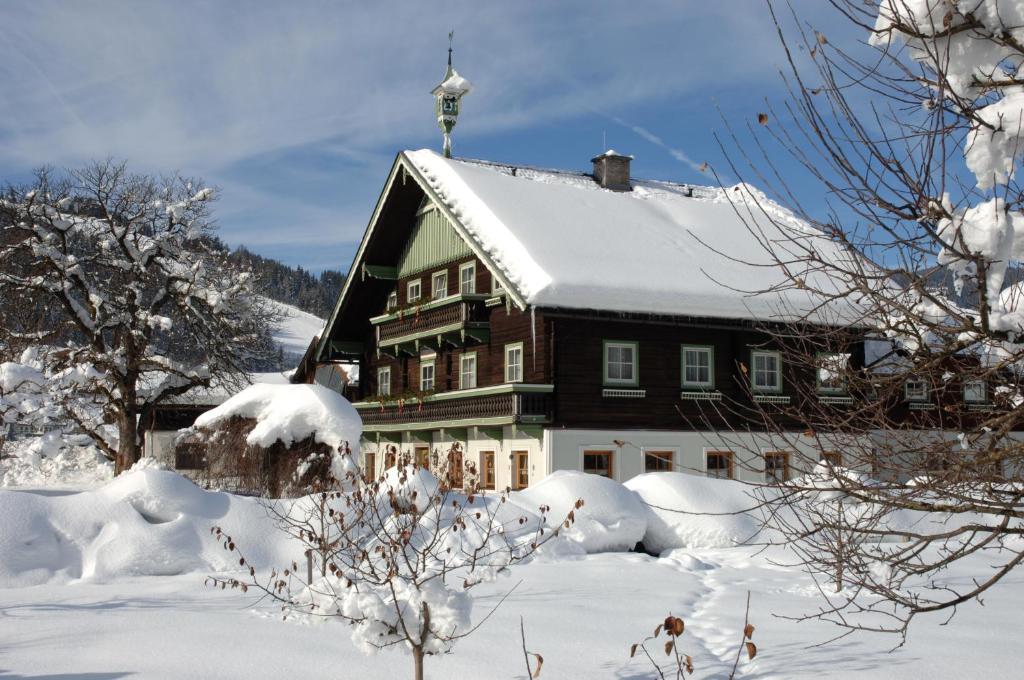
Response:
[372,294,490,351]
[354,384,553,431]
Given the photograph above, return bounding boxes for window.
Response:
[505,343,523,383]
[820,450,842,468]
[420,360,435,391]
[682,346,713,388]
[384,448,397,469]
[764,452,789,483]
[407,279,421,303]
[905,378,928,402]
[964,380,987,403]
[459,262,476,295]
[460,353,477,389]
[583,450,614,478]
[432,270,448,300]
[751,350,782,393]
[386,291,398,311]
[817,353,850,393]
[482,451,496,489]
[415,446,430,469]
[377,367,391,396]
[512,450,529,489]
[364,452,376,478]
[644,450,674,473]
[492,275,504,294]
[706,451,734,479]
[604,341,638,386]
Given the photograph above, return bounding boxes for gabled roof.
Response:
[404,149,859,323]
[317,150,862,361]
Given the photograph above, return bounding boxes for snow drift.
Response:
[513,471,647,553]
[0,467,302,588]
[624,473,766,553]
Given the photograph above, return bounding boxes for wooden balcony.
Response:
[371,294,490,355]
[353,383,554,432]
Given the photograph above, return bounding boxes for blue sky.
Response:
[0,1,859,273]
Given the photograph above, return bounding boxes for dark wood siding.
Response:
[548,313,829,431]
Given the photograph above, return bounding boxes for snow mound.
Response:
[0,468,302,587]
[513,471,646,553]
[624,473,765,553]
[194,383,361,451]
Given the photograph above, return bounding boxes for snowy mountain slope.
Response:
[265,297,325,366]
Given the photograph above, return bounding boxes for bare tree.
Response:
[0,161,279,472]
[679,0,1024,640]
[209,446,580,680]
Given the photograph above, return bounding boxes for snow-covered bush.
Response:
[209,453,580,680]
[179,383,361,497]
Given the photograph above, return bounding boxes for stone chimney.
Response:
[591,150,633,191]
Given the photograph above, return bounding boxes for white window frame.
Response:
[386,291,398,311]
[492,275,504,295]
[905,378,928,402]
[431,270,448,300]
[420,360,435,392]
[407,279,421,303]
[459,262,476,295]
[816,352,850,394]
[681,345,714,389]
[460,352,477,389]
[750,350,782,393]
[505,342,523,383]
[603,340,639,387]
[377,366,391,397]
[964,380,987,403]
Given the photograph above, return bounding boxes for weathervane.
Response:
[432,30,472,158]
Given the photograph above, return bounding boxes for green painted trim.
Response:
[602,340,640,387]
[476,426,503,441]
[382,321,464,349]
[363,415,518,433]
[352,382,554,409]
[750,349,784,394]
[362,264,397,280]
[681,344,715,390]
[330,339,364,354]
[369,293,490,325]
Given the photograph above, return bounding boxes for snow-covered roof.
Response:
[404,150,860,324]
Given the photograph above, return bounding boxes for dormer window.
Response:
[432,270,448,300]
[407,279,421,303]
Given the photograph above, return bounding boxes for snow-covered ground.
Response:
[1,468,1020,678]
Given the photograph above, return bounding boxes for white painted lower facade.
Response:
[359,426,864,488]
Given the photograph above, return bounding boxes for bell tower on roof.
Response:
[432,31,472,158]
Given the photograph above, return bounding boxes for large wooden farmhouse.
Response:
[307,142,878,490]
